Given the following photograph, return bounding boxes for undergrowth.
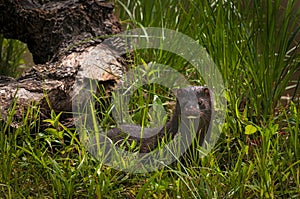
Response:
[0,0,299,198]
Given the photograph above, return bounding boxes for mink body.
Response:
[92,86,212,153]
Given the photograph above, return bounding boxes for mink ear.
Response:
[203,87,210,96]
[172,88,180,96]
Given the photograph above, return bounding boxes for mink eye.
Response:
[198,100,206,109]
[198,100,202,107]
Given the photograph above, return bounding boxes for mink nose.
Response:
[184,101,201,116]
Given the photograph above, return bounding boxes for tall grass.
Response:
[115,0,300,119]
[0,34,27,77]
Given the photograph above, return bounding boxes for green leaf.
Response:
[45,128,58,135]
[43,119,55,127]
[129,139,137,150]
[245,125,257,135]
[57,130,64,140]
[149,95,167,127]
[45,128,64,139]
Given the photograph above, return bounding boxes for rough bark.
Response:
[0,0,121,64]
[0,0,126,128]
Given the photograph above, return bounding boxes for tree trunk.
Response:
[0,0,126,128]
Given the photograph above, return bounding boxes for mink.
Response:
[91,86,212,154]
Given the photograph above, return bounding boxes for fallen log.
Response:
[0,0,126,127]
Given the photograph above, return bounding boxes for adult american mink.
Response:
[92,86,212,153]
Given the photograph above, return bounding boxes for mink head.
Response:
[174,86,212,120]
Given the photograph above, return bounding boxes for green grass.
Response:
[0,34,27,77]
[0,0,300,198]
